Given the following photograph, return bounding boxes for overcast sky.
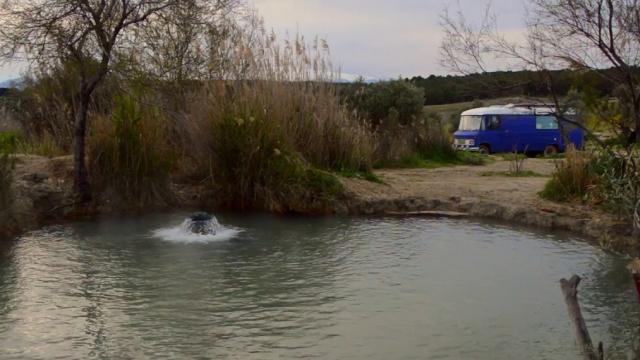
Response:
[0,0,527,82]
[252,0,527,79]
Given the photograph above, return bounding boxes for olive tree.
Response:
[0,0,179,201]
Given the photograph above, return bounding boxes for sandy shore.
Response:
[340,158,637,253]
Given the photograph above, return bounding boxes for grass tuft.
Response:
[539,147,594,202]
[338,169,384,183]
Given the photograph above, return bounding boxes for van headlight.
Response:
[466,139,475,146]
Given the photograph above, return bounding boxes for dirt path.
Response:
[340,158,637,252]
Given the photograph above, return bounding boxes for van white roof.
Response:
[461,104,557,116]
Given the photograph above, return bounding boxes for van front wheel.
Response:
[479,145,491,155]
[543,145,558,157]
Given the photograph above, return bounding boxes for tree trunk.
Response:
[73,95,92,203]
[633,95,640,144]
[560,275,601,360]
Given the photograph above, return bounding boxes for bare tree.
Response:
[440,0,640,144]
[0,0,178,201]
[125,0,242,83]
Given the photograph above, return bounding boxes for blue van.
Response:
[453,104,584,155]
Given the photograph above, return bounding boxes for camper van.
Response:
[453,104,584,155]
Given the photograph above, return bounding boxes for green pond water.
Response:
[0,213,638,359]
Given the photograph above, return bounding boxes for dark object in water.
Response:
[190,212,213,222]
[188,212,216,235]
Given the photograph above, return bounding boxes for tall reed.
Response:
[89,95,174,207]
[178,23,374,211]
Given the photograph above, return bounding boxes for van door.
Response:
[534,115,560,152]
[480,115,503,152]
[501,116,530,153]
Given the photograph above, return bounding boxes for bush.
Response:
[540,147,595,202]
[345,79,425,128]
[0,131,18,154]
[591,148,640,224]
[89,95,174,207]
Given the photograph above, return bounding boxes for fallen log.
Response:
[560,275,601,360]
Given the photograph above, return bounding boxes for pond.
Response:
[0,213,638,359]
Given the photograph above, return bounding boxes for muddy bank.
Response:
[3,155,638,255]
[340,159,638,254]
[1,155,216,239]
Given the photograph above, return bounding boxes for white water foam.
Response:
[152,219,243,244]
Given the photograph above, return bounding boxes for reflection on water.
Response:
[0,213,638,359]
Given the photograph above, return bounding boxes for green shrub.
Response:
[89,95,174,206]
[540,147,595,202]
[345,79,425,128]
[591,148,640,223]
[0,131,19,154]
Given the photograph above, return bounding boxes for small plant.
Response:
[508,145,528,176]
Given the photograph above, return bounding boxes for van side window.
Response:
[536,116,559,130]
[486,115,501,130]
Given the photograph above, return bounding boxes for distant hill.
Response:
[408,69,625,106]
[0,78,19,88]
[336,73,380,84]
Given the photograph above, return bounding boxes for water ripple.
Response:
[0,213,635,359]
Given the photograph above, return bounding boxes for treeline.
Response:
[406,69,630,105]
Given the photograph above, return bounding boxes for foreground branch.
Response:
[560,275,602,360]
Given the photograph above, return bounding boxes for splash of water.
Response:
[152,217,242,244]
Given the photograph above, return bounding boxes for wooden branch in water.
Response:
[560,275,601,360]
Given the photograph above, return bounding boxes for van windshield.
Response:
[459,115,483,131]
